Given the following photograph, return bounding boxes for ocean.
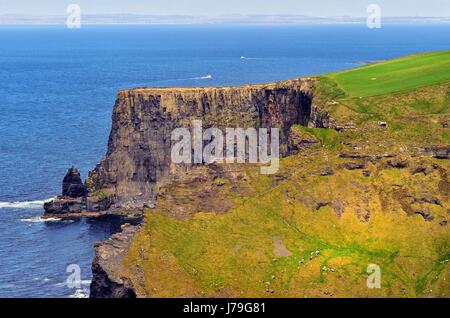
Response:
[0,24,449,297]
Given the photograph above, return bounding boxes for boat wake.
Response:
[160,74,213,81]
[192,74,213,80]
[240,56,259,60]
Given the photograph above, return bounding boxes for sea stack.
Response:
[62,166,87,197]
[43,166,88,216]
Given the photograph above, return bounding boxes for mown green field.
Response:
[324,50,450,98]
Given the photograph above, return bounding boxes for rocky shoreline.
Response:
[43,167,144,298]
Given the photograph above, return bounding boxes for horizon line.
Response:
[2,13,450,18]
[1,14,450,25]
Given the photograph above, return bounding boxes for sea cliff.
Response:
[86,78,323,210]
[85,77,333,297]
[44,53,450,297]
[85,53,449,297]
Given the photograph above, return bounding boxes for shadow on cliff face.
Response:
[86,78,323,211]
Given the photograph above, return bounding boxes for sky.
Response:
[0,0,449,17]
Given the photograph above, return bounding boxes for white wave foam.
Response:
[0,197,55,209]
[0,200,45,209]
[20,216,65,223]
[55,280,91,288]
[240,56,258,60]
[69,288,89,298]
[0,283,15,289]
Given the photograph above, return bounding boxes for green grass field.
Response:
[324,50,450,98]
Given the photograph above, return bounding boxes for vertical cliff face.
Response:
[87,78,319,209]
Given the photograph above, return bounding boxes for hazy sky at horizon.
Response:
[0,0,449,17]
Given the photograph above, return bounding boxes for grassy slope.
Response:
[325,50,450,98]
[122,51,450,298]
[124,155,449,298]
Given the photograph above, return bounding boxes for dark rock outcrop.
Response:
[333,122,356,131]
[339,153,371,160]
[342,162,366,170]
[321,166,334,176]
[44,166,87,215]
[43,197,85,215]
[386,159,409,169]
[422,146,450,159]
[63,167,87,197]
[415,209,434,222]
[86,196,114,212]
[288,126,319,153]
[90,224,139,298]
[43,166,110,217]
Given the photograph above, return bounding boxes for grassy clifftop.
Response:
[120,52,450,298]
[324,50,450,98]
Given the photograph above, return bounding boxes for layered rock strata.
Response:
[84,78,328,297]
[86,78,323,210]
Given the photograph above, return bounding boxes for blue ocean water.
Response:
[0,24,449,298]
